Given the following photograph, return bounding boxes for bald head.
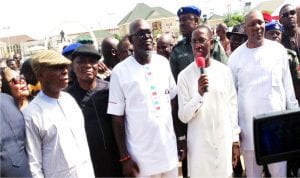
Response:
[129,19,151,35]
[101,37,119,68]
[245,10,265,48]
[157,33,175,59]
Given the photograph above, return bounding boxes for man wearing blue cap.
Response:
[265,21,283,43]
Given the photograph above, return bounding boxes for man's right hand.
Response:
[198,74,209,96]
[121,159,140,177]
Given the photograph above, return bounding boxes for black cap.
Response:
[226,23,247,39]
[71,44,101,60]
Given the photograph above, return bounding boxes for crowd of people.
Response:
[1,3,300,178]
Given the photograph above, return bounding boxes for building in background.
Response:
[118,3,178,39]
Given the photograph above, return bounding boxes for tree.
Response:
[224,13,245,27]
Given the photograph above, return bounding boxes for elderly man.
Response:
[66,44,122,177]
[22,50,94,177]
[156,33,175,59]
[107,19,178,177]
[228,10,299,177]
[177,25,240,177]
[216,23,230,55]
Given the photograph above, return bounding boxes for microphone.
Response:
[196,55,208,92]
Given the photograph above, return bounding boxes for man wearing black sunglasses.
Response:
[280,4,300,103]
[281,6,300,177]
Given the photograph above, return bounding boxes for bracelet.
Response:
[119,155,131,162]
[178,135,186,141]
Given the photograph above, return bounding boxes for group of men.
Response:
[1,3,300,178]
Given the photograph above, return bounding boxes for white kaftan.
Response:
[178,59,240,178]
[22,91,95,178]
[107,54,178,176]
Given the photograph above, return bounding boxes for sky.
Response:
[0,0,297,40]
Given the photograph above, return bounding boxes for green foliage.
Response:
[224,13,245,27]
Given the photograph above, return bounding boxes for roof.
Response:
[74,30,112,41]
[253,0,284,13]
[0,35,35,44]
[208,14,224,20]
[118,3,175,25]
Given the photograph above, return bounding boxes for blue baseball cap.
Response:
[177,6,201,17]
[265,21,282,32]
[62,43,81,56]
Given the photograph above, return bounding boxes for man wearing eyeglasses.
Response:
[228,10,299,177]
[107,19,178,177]
[177,25,240,177]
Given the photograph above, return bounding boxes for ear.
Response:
[129,35,133,44]
[210,39,215,50]
[111,49,117,56]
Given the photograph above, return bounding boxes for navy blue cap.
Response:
[177,6,201,17]
[62,43,81,56]
[71,44,101,60]
[265,21,282,32]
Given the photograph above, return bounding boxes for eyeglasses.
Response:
[131,30,152,39]
[281,9,296,18]
[9,75,25,85]
[192,38,211,45]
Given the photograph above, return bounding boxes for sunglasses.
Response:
[9,75,25,85]
[281,9,296,18]
[131,30,152,39]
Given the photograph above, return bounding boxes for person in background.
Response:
[20,59,41,97]
[1,67,30,110]
[226,23,248,53]
[100,37,119,81]
[297,5,300,27]
[265,21,283,43]
[107,19,178,177]
[156,32,176,60]
[226,23,248,177]
[177,25,240,177]
[228,10,299,177]
[6,58,19,71]
[62,42,82,86]
[216,23,230,55]
[13,53,22,69]
[22,50,94,177]
[280,4,300,104]
[66,44,122,177]
[117,35,133,61]
[1,93,32,177]
[265,20,300,177]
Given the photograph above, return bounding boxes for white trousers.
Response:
[137,167,178,178]
[242,150,286,178]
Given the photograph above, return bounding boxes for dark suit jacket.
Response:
[0,93,32,177]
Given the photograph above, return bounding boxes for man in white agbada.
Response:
[107,19,178,177]
[228,10,299,177]
[22,50,95,178]
[177,25,241,178]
